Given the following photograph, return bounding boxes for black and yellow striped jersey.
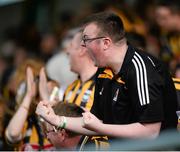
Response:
[63,74,110,149]
[63,75,96,111]
[77,135,109,151]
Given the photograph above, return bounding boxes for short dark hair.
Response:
[82,11,125,43]
[53,102,83,117]
[53,102,84,137]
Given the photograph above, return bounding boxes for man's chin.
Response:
[94,61,98,67]
[94,63,98,67]
[94,62,104,68]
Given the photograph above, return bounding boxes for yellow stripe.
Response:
[91,136,108,140]
[29,126,38,143]
[103,69,114,78]
[68,80,81,104]
[85,86,95,111]
[102,136,108,140]
[116,77,125,84]
[172,78,180,90]
[75,81,92,107]
[98,74,112,79]
[63,80,79,103]
[173,78,180,83]
[174,83,180,90]
[94,139,99,150]
[99,69,125,84]
[98,141,110,150]
[29,126,50,144]
[91,136,109,150]
[98,68,114,79]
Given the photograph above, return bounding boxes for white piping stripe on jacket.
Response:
[135,52,150,104]
[132,52,150,106]
[132,59,143,106]
[134,55,146,105]
[147,56,156,67]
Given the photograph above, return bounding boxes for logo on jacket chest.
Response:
[113,88,119,102]
[99,87,104,95]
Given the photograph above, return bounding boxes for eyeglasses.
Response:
[46,125,58,133]
[82,36,105,47]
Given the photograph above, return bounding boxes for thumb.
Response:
[81,107,89,112]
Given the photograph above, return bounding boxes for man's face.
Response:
[45,123,80,149]
[66,33,81,73]
[82,23,106,67]
[45,123,64,148]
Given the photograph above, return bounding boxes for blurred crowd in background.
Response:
[0,0,179,150]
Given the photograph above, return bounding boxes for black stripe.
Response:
[72,83,82,104]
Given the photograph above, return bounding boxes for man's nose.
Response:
[46,132,51,141]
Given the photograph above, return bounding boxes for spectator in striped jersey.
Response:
[39,28,97,111]
[62,28,98,110]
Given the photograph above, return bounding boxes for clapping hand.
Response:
[26,67,36,99]
[36,101,58,126]
[39,67,49,101]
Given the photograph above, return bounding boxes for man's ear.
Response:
[59,129,68,141]
[103,38,111,50]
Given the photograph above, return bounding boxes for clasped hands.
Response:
[35,101,103,132]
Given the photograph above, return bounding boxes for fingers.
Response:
[26,67,36,98]
[36,101,50,116]
[26,67,34,87]
[81,107,89,112]
[39,67,49,100]
[82,111,92,125]
[39,67,46,79]
[36,101,45,116]
[36,100,57,126]
[39,67,47,84]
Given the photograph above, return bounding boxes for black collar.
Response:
[118,45,135,76]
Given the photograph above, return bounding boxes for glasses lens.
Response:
[82,36,105,47]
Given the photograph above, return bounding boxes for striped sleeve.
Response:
[132,52,150,106]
